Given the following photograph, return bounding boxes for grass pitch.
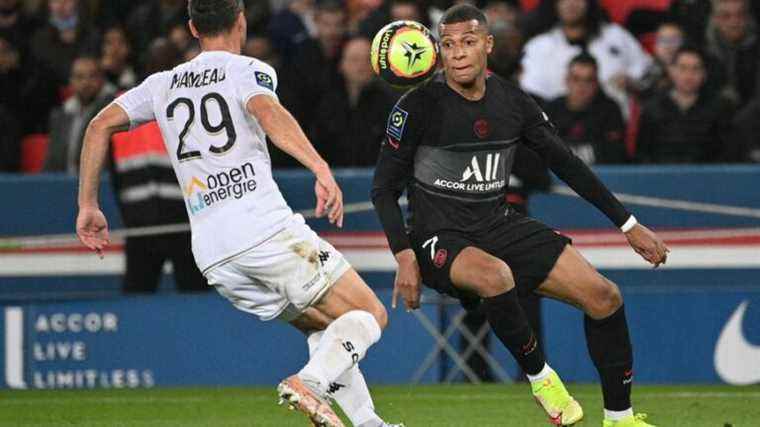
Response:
[2,384,759,426]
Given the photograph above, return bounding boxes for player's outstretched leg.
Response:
[450,247,583,426]
[279,268,387,427]
[308,331,404,427]
[538,245,656,427]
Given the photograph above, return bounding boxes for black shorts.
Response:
[410,212,571,308]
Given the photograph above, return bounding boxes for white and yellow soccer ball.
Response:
[370,20,438,87]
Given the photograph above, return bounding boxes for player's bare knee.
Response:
[372,303,388,330]
[478,261,515,297]
[586,279,623,319]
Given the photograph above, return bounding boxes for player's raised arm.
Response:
[517,92,669,267]
[246,94,343,227]
[76,103,130,257]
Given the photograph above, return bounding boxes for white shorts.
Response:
[204,214,351,322]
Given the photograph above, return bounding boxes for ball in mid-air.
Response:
[370,20,438,87]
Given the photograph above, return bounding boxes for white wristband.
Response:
[620,215,637,233]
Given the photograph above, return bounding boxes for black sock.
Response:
[482,288,545,376]
[584,304,633,411]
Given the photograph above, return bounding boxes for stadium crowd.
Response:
[1,0,759,173]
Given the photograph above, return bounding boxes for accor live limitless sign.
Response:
[4,308,155,389]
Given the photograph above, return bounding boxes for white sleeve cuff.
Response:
[620,215,637,233]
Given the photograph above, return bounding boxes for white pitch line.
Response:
[1,391,758,405]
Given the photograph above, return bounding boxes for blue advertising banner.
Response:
[1,291,440,389]
[2,272,759,389]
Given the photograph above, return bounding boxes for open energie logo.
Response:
[185,162,257,215]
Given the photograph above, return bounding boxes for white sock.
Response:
[307,330,384,427]
[299,310,382,395]
[526,363,553,383]
[604,408,634,421]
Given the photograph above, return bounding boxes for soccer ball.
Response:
[370,20,438,87]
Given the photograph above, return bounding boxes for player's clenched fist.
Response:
[624,223,670,268]
[393,249,422,310]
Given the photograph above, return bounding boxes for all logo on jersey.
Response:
[184,162,258,215]
[432,152,506,193]
[461,153,501,183]
[386,105,408,140]
[254,71,274,91]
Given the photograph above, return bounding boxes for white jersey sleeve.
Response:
[233,59,279,108]
[114,72,167,129]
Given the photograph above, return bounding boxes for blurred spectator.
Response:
[308,36,398,166]
[100,26,136,90]
[487,2,524,81]
[0,0,39,50]
[0,37,58,133]
[484,0,520,26]
[636,46,737,163]
[637,21,685,99]
[244,35,281,70]
[705,0,759,109]
[0,104,20,172]
[358,0,430,39]
[519,0,652,119]
[639,20,726,102]
[346,0,382,34]
[168,22,192,54]
[243,0,272,35]
[29,0,98,83]
[278,0,347,144]
[126,0,186,71]
[143,37,182,78]
[545,53,627,164]
[94,0,145,29]
[388,0,426,22]
[734,98,760,162]
[268,0,315,62]
[44,56,115,173]
[521,0,559,40]
[667,0,712,45]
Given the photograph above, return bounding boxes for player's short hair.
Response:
[440,4,488,28]
[188,0,243,36]
[569,52,598,71]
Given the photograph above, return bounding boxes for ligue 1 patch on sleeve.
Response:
[255,71,274,91]
[386,105,408,140]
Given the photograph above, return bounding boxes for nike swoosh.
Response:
[714,300,760,385]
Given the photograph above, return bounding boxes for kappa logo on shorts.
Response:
[318,250,330,266]
[327,382,346,394]
[254,71,274,91]
[386,105,408,140]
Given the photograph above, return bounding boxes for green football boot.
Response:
[531,370,584,426]
[602,413,656,427]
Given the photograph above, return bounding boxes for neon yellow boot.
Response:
[531,370,584,425]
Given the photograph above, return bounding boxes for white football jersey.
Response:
[114,51,293,272]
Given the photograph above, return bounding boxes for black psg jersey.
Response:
[372,72,630,254]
